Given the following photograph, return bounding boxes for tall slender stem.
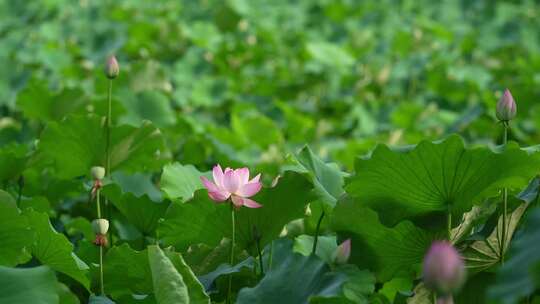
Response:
[105,79,113,244]
[312,211,325,254]
[447,211,452,241]
[227,203,236,304]
[96,188,104,295]
[501,122,508,264]
[105,79,112,177]
[256,236,264,277]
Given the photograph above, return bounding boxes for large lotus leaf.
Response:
[0,266,59,304]
[38,114,165,179]
[158,171,312,253]
[160,162,209,202]
[331,197,441,281]
[291,146,346,208]
[237,239,372,304]
[104,244,209,303]
[346,135,540,227]
[148,245,210,304]
[487,208,540,304]
[102,184,169,236]
[0,191,33,266]
[24,209,90,290]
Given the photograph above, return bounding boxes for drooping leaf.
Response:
[346,135,540,227]
[39,114,165,179]
[331,197,440,281]
[198,257,255,291]
[0,191,33,266]
[24,209,90,290]
[0,266,59,304]
[160,162,208,202]
[111,171,162,202]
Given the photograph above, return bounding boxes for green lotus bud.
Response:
[104,55,119,79]
[92,219,109,235]
[496,89,516,122]
[91,166,105,180]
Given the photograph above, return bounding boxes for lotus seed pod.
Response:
[333,239,351,264]
[94,234,108,247]
[423,241,466,295]
[92,219,109,235]
[91,166,105,180]
[496,89,516,122]
[104,55,119,79]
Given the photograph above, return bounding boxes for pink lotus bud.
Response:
[104,55,119,79]
[496,89,516,122]
[333,239,351,264]
[423,241,466,295]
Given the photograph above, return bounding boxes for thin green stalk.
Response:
[105,79,112,177]
[227,203,236,304]
[96,188,104,295]
[447,211,452,241]
[256,236,264,277]
[501,122,508,264]
[312,211,325,254]
[105,79,113,244]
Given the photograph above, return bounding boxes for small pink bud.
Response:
[496,89,516,122]
[104,55,119,79]
[333,239,351,264]
[423,241,466,295]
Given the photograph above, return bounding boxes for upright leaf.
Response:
[148,245,190,304]
[160,162,208,202]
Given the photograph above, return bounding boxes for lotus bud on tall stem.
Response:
[91,166,106,295]
[496,88,516,264]
[103,55,119,244]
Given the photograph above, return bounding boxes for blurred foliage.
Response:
[2,0,540,173]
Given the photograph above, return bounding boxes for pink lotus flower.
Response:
[201,165,263,209]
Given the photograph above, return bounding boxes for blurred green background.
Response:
[2,0,540,173]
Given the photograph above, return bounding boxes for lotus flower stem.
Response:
[105,79,112,177]
[227,203,236,304]
[256,236,264,277]
[500,122,508,264]
[447,212,452,241]
[312,211,325,254]
[96,188,105,295]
